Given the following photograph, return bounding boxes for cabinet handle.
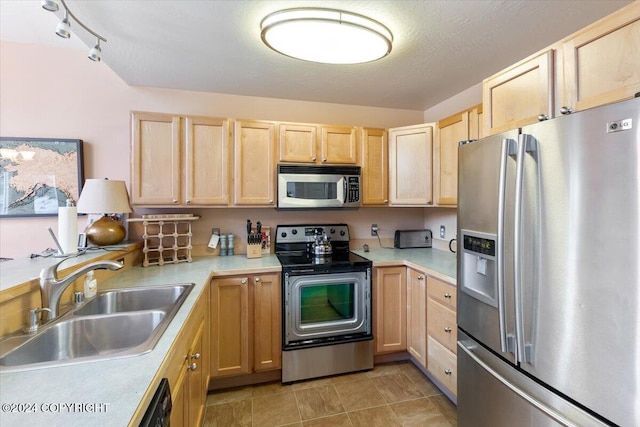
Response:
[189,363,197,371]
[444,327,452,333]
[241,279,247,284]
[186,199,191,204]
[537,114,549,122]
[418,275,425,280]
[255,277,260,283]
[312,157,317,161]
[191,352,200,360]
[444,369,452,375]
[383,199,388,204]
[172,199,178,203]
[269,200,274,205]
[560,106,573,115]
[444,293,452,299]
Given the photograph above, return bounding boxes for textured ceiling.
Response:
[0,0,633,110]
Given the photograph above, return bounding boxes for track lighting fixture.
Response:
[43,0,107,61]
[88,39,101,62]
[41,0,59,12]
[55,8,71,38]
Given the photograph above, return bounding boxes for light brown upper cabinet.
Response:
[131,112,230,206]
[360,127,388,206]
[435,105,482,206]
[561,2,640,113]
[483,50,554,136]
[233,120,276,206]
[388,123,434,206]
[278,123,358,164]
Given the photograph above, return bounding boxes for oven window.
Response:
[300,283,354,324]
[287,182,337,200]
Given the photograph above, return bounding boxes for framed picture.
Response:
[0,137,84,217]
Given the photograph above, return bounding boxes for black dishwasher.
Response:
[139,378,172,427]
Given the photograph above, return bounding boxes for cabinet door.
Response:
[562,3,640,112]
[388,124,433,205]
[184,117,230,205]
[436,111,469,206]
[253,273,282,371]
[321,126,358,164]
[360,128,388,206]
[406,268,427,368]
[210,277,250,376]
[187,317,206,427]
[374,267,407,354]
[170,368,188,427]
[483,50,554,135]
[279,123,317,163]
[233,121,276,206]
[131,112,181,205]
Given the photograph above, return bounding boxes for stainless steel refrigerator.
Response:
[457,97,639,427]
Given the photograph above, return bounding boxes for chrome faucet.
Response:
[39,256,123,321]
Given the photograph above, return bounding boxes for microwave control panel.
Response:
[347,177,360,202]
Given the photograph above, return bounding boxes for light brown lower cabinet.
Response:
[210,273,281,378]
[167,288,209,427]
[406,267,427,367]
[374,266,407,354]
[426,276,457,397]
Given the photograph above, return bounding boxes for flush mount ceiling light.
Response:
[260,8,393,64]
[42,0,107,61]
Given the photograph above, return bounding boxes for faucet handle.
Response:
[24,308,52,333]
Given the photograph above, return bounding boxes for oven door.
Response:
[284,271,371,347]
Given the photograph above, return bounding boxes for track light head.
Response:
[41,1,59,12]
[88,40,102,62]
[56,17,71,38]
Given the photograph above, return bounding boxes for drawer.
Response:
[427,299,457,353]
[428,336,457,396]
[427,276,456,310]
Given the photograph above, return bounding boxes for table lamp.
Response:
[77,178,133,246]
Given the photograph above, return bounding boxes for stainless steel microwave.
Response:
[277,164,361,209]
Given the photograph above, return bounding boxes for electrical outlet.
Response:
[371,224,378,236]
[440,225,445,238]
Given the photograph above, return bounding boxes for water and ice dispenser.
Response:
[460,230,498,307]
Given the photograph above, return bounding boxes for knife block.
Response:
[247,243,262,259]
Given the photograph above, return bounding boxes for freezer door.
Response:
[458,330,608,427]
[517,97,640,427]
[457,130,518,363]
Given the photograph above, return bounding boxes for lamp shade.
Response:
[77,179,133,214]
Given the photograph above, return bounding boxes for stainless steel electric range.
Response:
[275,224,373,383]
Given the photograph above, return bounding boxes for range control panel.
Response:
[276,224,350,244]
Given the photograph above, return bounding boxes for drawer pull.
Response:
[255,277,260,282]
[444,368,452,375]
[444,327,452,333]
[241,279,247,284]
[189,363,197,371]
[418,275,425,280]
[191,352,201,360]
[444,293,452,299]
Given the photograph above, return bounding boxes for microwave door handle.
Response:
[343,177,347,203]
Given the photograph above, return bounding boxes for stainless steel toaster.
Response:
[394,229,433,249]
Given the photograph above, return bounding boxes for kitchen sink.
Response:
[73,284,192,316]
[0,283,195,371]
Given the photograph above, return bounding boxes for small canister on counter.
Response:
[227,234,234,256]
[219,234,227,256]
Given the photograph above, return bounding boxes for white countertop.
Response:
[0,249,454,425]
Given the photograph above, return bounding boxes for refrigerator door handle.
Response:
[458,341,582,427]
[497,138,517,354]
[514,134,537,364]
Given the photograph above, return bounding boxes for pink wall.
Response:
[0,41,426,259]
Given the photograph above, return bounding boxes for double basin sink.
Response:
[0,283,194,372]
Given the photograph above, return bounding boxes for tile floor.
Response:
[203,361,457,426]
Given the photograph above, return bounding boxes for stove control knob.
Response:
[292,229,298,235]
[340,230,346,236]
[330,228,336,234]
[281,232,287,238]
